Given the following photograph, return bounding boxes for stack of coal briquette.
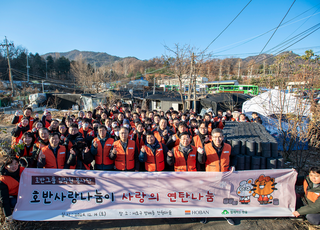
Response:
[223,121,284,170]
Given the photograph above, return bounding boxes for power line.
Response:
[265,23,320,55]
[203,0,252,52]
[210,11,320,55]
[255,0,296,61]
[255,24,320,65]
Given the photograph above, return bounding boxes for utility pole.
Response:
[191,53,197,113]
[42,80,44,93]
[238,60,241,78]
[45,59,48,79]
[219,62,222,81]
[263,61,266,76]
[27,52,30,82]
[0,37,14,95]
[250,65,253,78]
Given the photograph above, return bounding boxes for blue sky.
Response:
[1,0,320,60]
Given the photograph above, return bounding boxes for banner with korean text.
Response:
[13,168,297,221]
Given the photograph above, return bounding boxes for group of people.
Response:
[0,101,318,225]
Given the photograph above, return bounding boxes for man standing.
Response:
[203,128,235,225]
[109,127,139,171]
[139,131,169,172]
[37,132,74,169]
[91,125,114,171]
[167,132,204,171]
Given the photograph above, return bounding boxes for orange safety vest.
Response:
[204,143,231,172]
[17,115,34,129]
[134,134,144,152]
[79,128,93,138]
[173,145,197,172]
[113,140,136,171]
[193,135,203,148]
[128,129,134,140]
[0,167,24,196]
[144,144,165,172]
[41,145,66,169]
[154,131,165,144]
[213,117,224,129]
[304,178,320,203]
[173,133,180,147]
[94,137,114,166]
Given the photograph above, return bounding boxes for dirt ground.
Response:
[0,113,318,229]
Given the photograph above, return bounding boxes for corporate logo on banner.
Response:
[185,210,210,215]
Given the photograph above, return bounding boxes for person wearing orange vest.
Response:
[11,116,30,148]
[293,167,320,225]
[223,109,236,122]
[204,113,216,134]
[79,119,95,146]
[0,156,24,221]
[203,128,235,225]
[31,128,50,167]
[153,118,173,145]
[139,131,170,172]
[109,127,140,171]
[11,107,35,129]
[213,110,225,130]
[166,122,191,150]
[37,132,74,169]
[191,121,211,171]
[167,132,204,172]
[91,125,115,170]
[63,123,84,153]
[203,128,234,172]
[131,122,146,153]
[41,110,52,128]
[15,132,35,168]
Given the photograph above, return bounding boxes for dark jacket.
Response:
[298,176,320,215]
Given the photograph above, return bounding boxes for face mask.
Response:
[115,131,119,136]
[123,124,129,128]
[84,123,89,128]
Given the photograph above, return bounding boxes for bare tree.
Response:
[163,44,191,112]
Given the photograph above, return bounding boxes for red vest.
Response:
[18,146,33,158]
[204,143,231,172]
[94,137,114,166]
[113,140,136,171]
[173,145,197,172]
[41,145,66,169]
[0,167,24,196]
[144,144,165,172]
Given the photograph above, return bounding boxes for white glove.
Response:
[15,110,19,116]
[195,129,199,135]
[44,109,48,116]
[35,113,39,118]
[197,147,204,154]
[172,135,177,141]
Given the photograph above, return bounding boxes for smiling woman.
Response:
[0,156,25,221]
